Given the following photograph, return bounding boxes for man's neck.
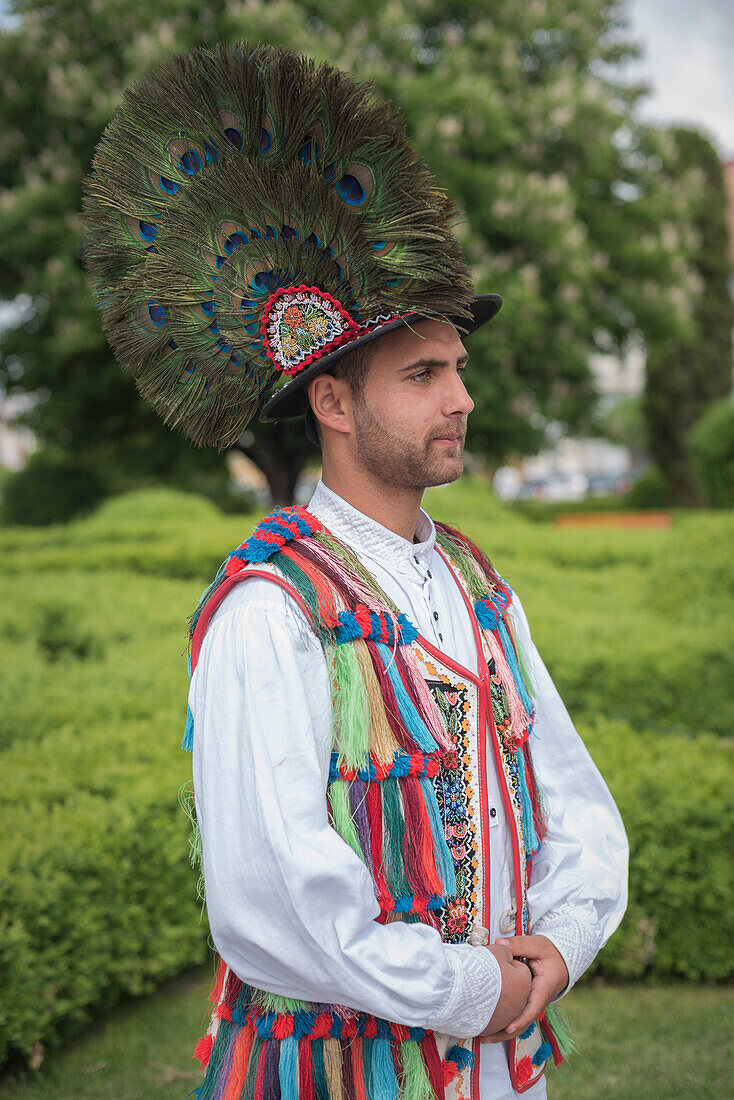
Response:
[320,468,424,543]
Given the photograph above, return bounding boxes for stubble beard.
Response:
[352,395,465,490]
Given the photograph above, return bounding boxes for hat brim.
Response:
[260,292,502,423]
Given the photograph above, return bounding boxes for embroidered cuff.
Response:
[426,943,502,1038]
[531,911,603,997]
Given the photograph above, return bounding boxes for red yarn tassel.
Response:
[400,777,443,898]
[280,543,341,629]
[351,1039,369,1100]
[209,957,227,1003]
[365,779,392,907]
[421,1034,445,1099]
[194,1033,214,1067]
[299,1036,314,1097]
[223,1025,255,1100]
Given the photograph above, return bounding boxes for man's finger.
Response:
[496,935,545,958]
[504,979,550,1035]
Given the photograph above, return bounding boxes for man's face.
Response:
[350,318,474,490]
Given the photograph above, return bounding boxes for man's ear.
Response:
[308,373,352,436]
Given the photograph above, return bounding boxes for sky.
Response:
[623,0,734,159]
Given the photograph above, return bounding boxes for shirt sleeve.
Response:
[508,592,629,994]
[190,576,501,1036]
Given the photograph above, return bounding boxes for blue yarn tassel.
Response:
[532,1041,553,1066]
[419,777,457,895]
[497,619,534,716]
[375,643,437,752]
[371,1037,399,1100]
[278,1035,298,1100]
[516,749,540,855]
[182,705,194,752]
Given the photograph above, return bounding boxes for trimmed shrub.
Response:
[0,721,207,1066]
[688,396,734,507]
[1,455,106,526]
[623,464,671,509]
[583,719,733,982]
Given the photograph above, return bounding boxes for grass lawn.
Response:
[1,968,731,1099]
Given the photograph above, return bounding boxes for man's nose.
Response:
[444,371,474,417]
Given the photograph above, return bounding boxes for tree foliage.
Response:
[642,127,734,504]
[0,0,707,501]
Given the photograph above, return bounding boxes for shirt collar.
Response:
[307,478,436,574]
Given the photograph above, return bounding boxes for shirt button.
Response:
[468,925,489,947]
[489,807,497,818]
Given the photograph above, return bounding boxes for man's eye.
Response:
[411,370,431,382]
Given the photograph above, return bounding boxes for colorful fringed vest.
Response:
[182,506,573,1098]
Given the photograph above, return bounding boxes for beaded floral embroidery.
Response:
[261,285,359,374]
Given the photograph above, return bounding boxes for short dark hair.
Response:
[310,340,377,444]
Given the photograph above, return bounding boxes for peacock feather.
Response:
[82,42,474,450]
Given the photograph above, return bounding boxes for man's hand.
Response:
[477,944,532,1041]
[479,935,569,1044]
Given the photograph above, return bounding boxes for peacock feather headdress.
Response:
[82,41,501,450]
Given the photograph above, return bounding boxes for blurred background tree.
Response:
[642,126,734,504]
[0,0,721,510]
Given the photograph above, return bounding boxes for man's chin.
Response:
[421,457,464,488]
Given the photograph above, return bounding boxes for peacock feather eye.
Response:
[179,150,202,177]
[200,301,216,317]
[335,174,365,205]
[138,221,157,242]
[148,301,166,326]
[204,139,219,164]
[224,127,243,151]
[159,175,181,195]
[224,232,248,254]
[251,271,280,294]
[298,136,320,165]
[259,128,272,154]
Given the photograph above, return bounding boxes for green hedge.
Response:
[1,482,732,1065]
[581,720,733,982]
[0,722,207,1066]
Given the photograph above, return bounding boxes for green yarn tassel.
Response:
[327,780,364,860]
[197,1019,233,1100]
[543,1003,577,1061]
[331,642,371,768]
[381,778,412,899]
[435,532,487,601]
[270,553,325,640]
[253,989,310,1014]
[398,1040,435,1100]
[312,1038,330,1100]
[242,1035,264,1100]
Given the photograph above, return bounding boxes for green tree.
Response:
[0,0,701,501]
[643,127,734,504]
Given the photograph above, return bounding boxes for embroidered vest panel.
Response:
[184,507,565,1098]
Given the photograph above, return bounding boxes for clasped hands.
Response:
[477,935,569,1043]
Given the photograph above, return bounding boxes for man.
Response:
[83,40,627,1099]
[188,319,627,1100]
